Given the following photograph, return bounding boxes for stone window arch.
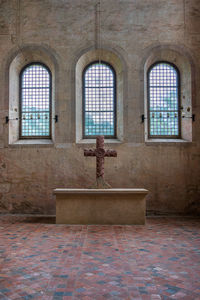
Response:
[83,61,116,138]
[144,47,193,143]
[8,46,57,145]
[75,49,124,143]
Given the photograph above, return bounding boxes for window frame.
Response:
[82,60,117,139]
[147,61,181,139]
[19,62,52,140]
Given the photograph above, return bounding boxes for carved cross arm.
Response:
[105,150,117,157]
[84,149,96,156]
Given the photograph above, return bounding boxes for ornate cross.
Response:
[84,136,117,188]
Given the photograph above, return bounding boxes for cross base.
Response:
[96,177,111,189]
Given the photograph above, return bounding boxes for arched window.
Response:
[147,62,180,138]
[83,61,116,138]
[20,63,51,138]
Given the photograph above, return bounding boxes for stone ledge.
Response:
[76,139,123,144]
[145,139,193,146]
[54,188,148,194]
[9,139,54,147]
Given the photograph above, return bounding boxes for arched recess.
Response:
[144,46,194,142]
[8,45,58,145]
[75,48,124,143]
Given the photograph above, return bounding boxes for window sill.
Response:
[145,138,192,146]
[76,138,123,144]
[9,139,54,148]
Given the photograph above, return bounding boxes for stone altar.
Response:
[54,188,148,225]
[54,136,148,225]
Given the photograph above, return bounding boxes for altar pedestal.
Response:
[54,188,148,225]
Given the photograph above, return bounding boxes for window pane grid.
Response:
[148,63,180,137]
[20,64,51,138]
[84,62,115,137]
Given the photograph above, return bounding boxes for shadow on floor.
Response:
[0,214,56,224]
[23,216,56,224]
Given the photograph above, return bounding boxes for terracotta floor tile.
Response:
[0,215,199,299]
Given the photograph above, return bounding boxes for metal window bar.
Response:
[147,62,180,138]
[20,63,51,139]
[83,61,116,138]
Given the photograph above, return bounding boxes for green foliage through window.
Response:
[83,62,116,137]
[148,62,180,137]
[20,64,51,138]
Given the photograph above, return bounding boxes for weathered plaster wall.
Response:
[0,0,200,215]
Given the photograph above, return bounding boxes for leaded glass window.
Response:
[20,63,51,138]
[148,62,180,138]
[83,61,116,138]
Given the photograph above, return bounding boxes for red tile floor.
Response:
[0,215,200,300]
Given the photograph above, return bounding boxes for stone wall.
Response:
[0,0,200,215]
